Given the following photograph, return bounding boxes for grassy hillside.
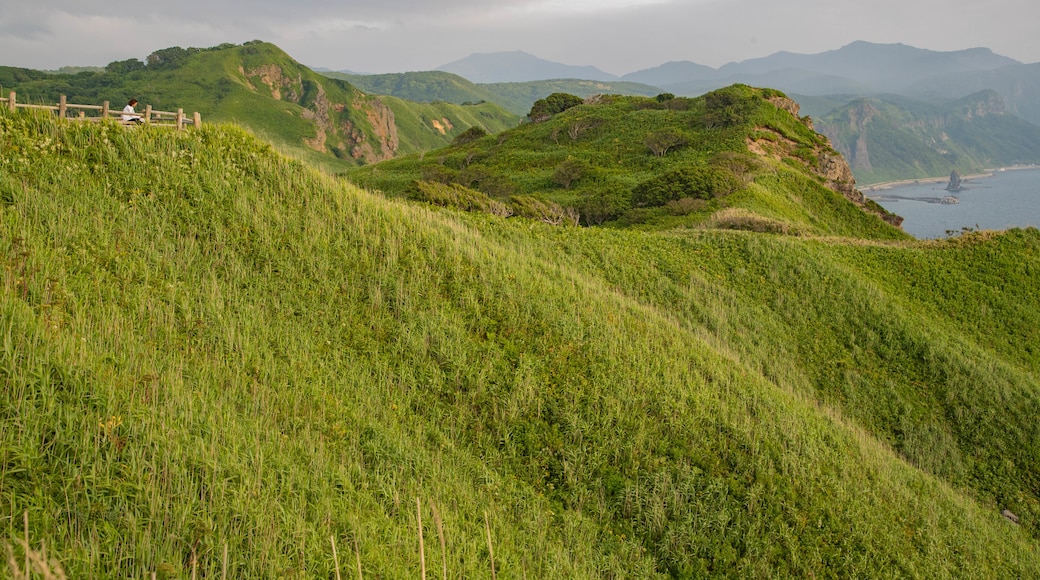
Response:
[321,70,507,108]
[816,90,1040,184]
[0,42,518,172]
[324,70,663,117]
[352,85,904,237]
[2,107,1040,578]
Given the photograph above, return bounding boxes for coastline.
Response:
[861,173,991,193]
[859,164,1040,193]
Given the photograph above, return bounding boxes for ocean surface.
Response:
[870,168,1040,239]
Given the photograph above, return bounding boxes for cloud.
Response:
[0,0,1036,73]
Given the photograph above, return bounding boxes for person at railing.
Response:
[122,98,143,123]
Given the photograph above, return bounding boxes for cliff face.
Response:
[813,89,1040,184]
[240,63,398,164]
[748,97,903,227]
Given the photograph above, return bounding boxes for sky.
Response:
[2,0,1038,75]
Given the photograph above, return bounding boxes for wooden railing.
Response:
[1,91,201,129]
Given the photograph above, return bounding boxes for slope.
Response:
[0,41,518,171]
[1,108,1038,578]
[351,85,905,236]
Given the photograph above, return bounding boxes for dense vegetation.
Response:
[0,42,519,172]
[323,57,1040,184]
[2,96,1039,577]
[351,85,904,236]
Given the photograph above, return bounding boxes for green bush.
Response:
[510,195,579,225]
[452,125,488,146]
[576,190,632,225]
[632,164,742,207]
[528,92,584,122]
[551,157,587,189]
[703,84,759,129]
[412,180,512,216]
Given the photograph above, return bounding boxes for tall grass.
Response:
[1,108,1038,577]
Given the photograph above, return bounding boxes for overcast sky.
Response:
[2,0,1038,74]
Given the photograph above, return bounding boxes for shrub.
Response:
[452,126,488,146]
[420,164,457,184]
[105,59,146,74]
[632,165,742,207]
[577,191,631,225]
[710,151,762,183]
[702,85,759,129]
[552,157,586,189]
[666,197,709,215]
[146,46,194,70]
[644,128,688,157]
[510,195,579,225]
[412,180,512,216]
[528,93,584,123]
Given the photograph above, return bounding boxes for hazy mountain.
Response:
[662,68,873,99]
[903,63,1040,126]
[437,50,619,83]
[718,41,1019,90]
[815,89,1040,184]
[620,60,719,85]
[623,41,1022,97]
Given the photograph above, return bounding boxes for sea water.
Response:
[871,168,1040,239]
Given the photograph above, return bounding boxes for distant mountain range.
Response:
[627,41,1019,92]
[436,51,619,83]
[415,41,1040,125]
[815,90,1040,184]
[330,41,1040,182]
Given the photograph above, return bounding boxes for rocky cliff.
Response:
[814,90,1040,184]
[241,64,398,164]
[749,97,903,226]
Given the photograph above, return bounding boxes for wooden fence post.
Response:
[145,105,153,125]
[7,91,14,112]
[177,108,184,130]
[193,111,202,128]
[102,100,110,119]
[58,95,67,118]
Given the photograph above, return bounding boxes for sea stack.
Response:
[946,170,963,192]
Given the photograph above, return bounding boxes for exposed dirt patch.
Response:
[363,100,398,162]
[746,127,798,160]
[244,64,301,102]
[431,118,454,135]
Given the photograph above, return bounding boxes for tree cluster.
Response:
[528,93,584,123]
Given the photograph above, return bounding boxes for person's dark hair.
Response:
[128,99,138,106]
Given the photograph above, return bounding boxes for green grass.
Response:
[0,41,519,175]
[2,107,1039,577]
[351,86,906,237]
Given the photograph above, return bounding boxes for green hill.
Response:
[3,95,1040,577]
[324,70,663,116]
[815,90,1040,184]
[0,42,519,171]
[351,85,904,236]
[321,70,507,108]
